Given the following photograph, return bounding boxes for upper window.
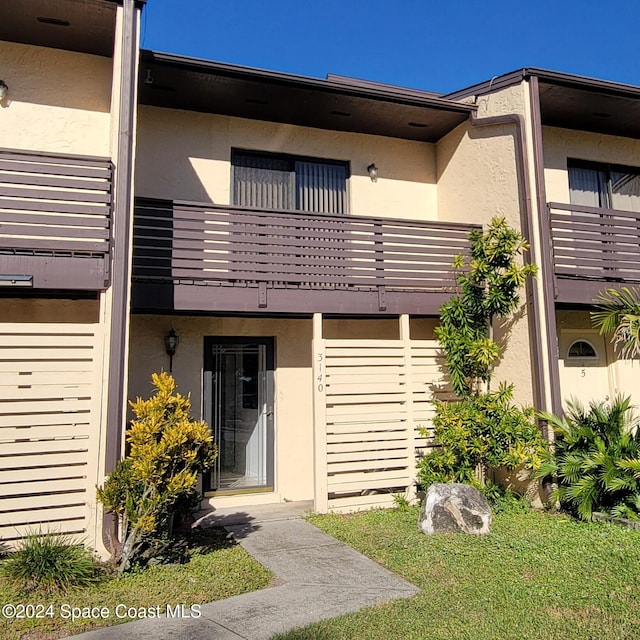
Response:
[568,159,640,213]
[232,150,349,214]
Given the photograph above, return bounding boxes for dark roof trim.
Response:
[445,70,526,100]
[104,0,147,6]
[446,67,640,101]
[325,74,444,100]
[524,68,640,99]
[141,50,476,115]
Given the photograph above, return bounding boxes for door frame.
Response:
[203,336,275,495]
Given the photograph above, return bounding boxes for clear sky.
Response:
[141,0,640,95]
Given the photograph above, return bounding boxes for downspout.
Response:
[467,112,548,417]
[527,75,563,417]
[102,0,139,551]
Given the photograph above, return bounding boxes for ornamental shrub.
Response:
[97,372,218,572]
[538,396,640,521]
[418,383,547,488]
[436,217,537,397]
[2,532,98,593]
[419,218,545,494]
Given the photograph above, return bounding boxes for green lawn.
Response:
[0,529,273,640]
[276,507,640,640]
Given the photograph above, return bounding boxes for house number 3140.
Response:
[317,353,324,392]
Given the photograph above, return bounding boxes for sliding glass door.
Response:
[204,338,274,493]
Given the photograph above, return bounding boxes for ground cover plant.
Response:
[275,508,640,640]
[2,532,98,594]
[0,527,273,640]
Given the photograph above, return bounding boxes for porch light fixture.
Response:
[164,328,180,373]
[0,81,8,101]
[367,163,378,182]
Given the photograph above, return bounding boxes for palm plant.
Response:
[592,287,640,359]
[539,396,640,520]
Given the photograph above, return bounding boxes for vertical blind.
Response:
[232,151,348,214]
[569,160,640,212]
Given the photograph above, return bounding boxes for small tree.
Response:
[419,218,545,489]
[97,372,217,572]
[436,217,537,396]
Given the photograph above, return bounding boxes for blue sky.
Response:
[141,0,640,95]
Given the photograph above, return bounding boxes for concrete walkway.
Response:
[70,508,418,640]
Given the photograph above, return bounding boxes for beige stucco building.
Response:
[2,0,639,554]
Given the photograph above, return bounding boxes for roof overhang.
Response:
[447,68,640,140]
[532,69,640,139]
[0,0,144,58]
[138,50,476,143]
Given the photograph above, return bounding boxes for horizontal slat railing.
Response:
[550,202,640,283]
[133,199,478,311]
[0,148,113,288]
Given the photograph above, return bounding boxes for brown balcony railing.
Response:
[0,148,113,290]
[549,202,640,303]
[133,198,479,314]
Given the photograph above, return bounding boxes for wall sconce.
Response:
[0,81,8,101]
[367,163,378,182]
[164,328,179,373]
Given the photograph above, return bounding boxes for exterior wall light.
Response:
[164,328,180,373]
[0,81,8,101]
[367,163,378,182]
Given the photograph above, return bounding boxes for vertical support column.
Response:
[312,313,328,513]
[399,314,417,501]
[526,77,562,418]
[100,0,141,554]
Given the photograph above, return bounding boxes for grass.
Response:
[0,529,273,640]
[274,507,640,640]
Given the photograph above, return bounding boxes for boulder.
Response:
[419,483,491,535]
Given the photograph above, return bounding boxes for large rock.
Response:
[419,483,491,535]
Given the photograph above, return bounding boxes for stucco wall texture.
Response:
[0,41,112,156]
[134,106,438,220]
[436,84,535,407]
[543,126,640,203]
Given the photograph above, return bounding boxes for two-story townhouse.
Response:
[0,0,143,554]
[449,70,640,415]
[127,52,543,517]
[7,1,636,555]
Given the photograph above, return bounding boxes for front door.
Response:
[204,337,274,493]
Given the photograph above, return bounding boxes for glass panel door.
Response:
[204,338,274,492]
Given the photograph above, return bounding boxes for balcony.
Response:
[132,198,479,315]
[549,202,640,304]
[0,148,113,290]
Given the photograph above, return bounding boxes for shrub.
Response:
[2,532,98,593]
[97,372,218,572]
[481,482,531,514]
[539,396,640,521]
[418,383,547,488]
[436,217,537,397]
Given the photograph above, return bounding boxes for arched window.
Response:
[567,340,598,359]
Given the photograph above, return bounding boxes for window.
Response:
[568,159,640,213]
[232,150,349,214]
[566,340,598,359]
